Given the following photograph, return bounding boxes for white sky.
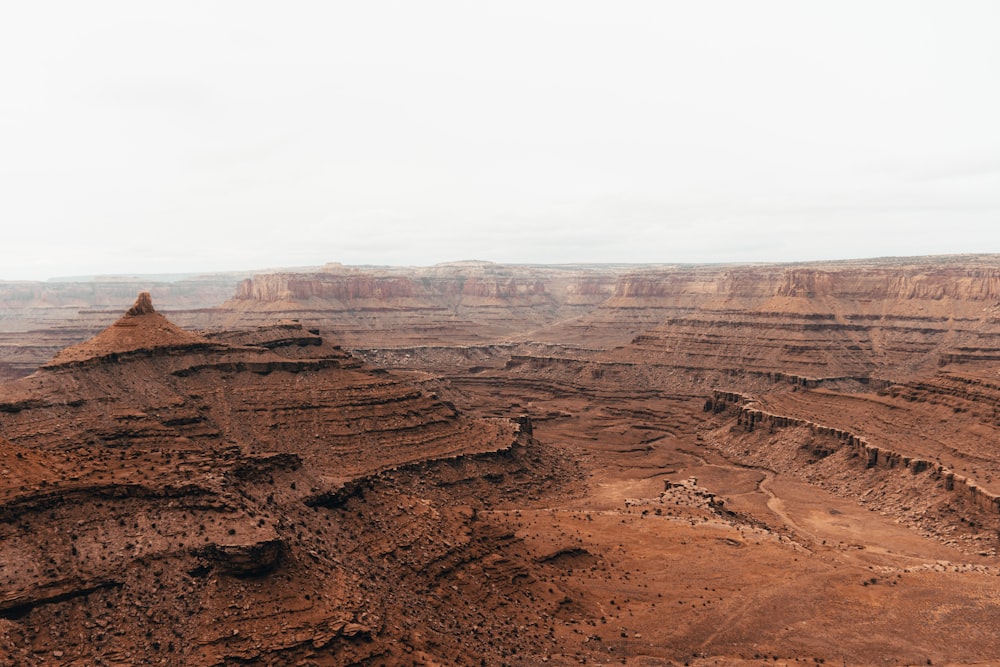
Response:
[1,1,998,280]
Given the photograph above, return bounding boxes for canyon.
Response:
[3,256,1000,665]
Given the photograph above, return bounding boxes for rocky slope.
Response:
[8,257,1000,664]
[343,256,1000,665]
[0,294,582,665]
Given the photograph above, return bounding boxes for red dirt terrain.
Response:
[4,256,1000,665]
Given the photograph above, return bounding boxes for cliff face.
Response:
[610,264,1000,303]
[219,264,622,347]
[232,268,556,304]
[457,276,546,298]
[612,270,730,298]
[590,260,1000,381]
[775,267,1000,301]
[234,274,421,302]
[210,258,1000,379]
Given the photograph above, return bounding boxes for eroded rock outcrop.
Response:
[0,295,579,665]
[235,273,421,302]
[218,263,623,348]
[713,388,1000,545]
[597,259,1000,382]
[43,292,217,367]
[0,274,246,382]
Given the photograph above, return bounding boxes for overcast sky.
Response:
[1,1,998,280]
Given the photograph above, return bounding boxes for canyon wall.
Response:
[598,258,1000,382]
[6,256,1000,383]
[216,263,624,347]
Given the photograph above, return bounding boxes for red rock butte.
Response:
[45,292,214,367]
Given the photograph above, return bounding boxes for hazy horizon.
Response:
[2,1,998,281]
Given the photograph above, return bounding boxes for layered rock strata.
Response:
[0,294,577,665]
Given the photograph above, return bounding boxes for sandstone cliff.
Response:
[594,259,1000,382]
[219,263,622,347]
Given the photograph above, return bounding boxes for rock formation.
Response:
[0,294,577,665]
[6,256,1000,664]
[218,262,622,347]
[0,273,245,382]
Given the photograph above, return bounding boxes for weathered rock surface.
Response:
[217,262,625,347]
[8,256,1000,665]
[602,258,1000,381]
[0,295,578,665]
[0,273,246,382]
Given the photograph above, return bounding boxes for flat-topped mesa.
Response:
[43,292,213,367]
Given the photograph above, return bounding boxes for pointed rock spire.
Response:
[43,293,212,367]
[125,292,156,317]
